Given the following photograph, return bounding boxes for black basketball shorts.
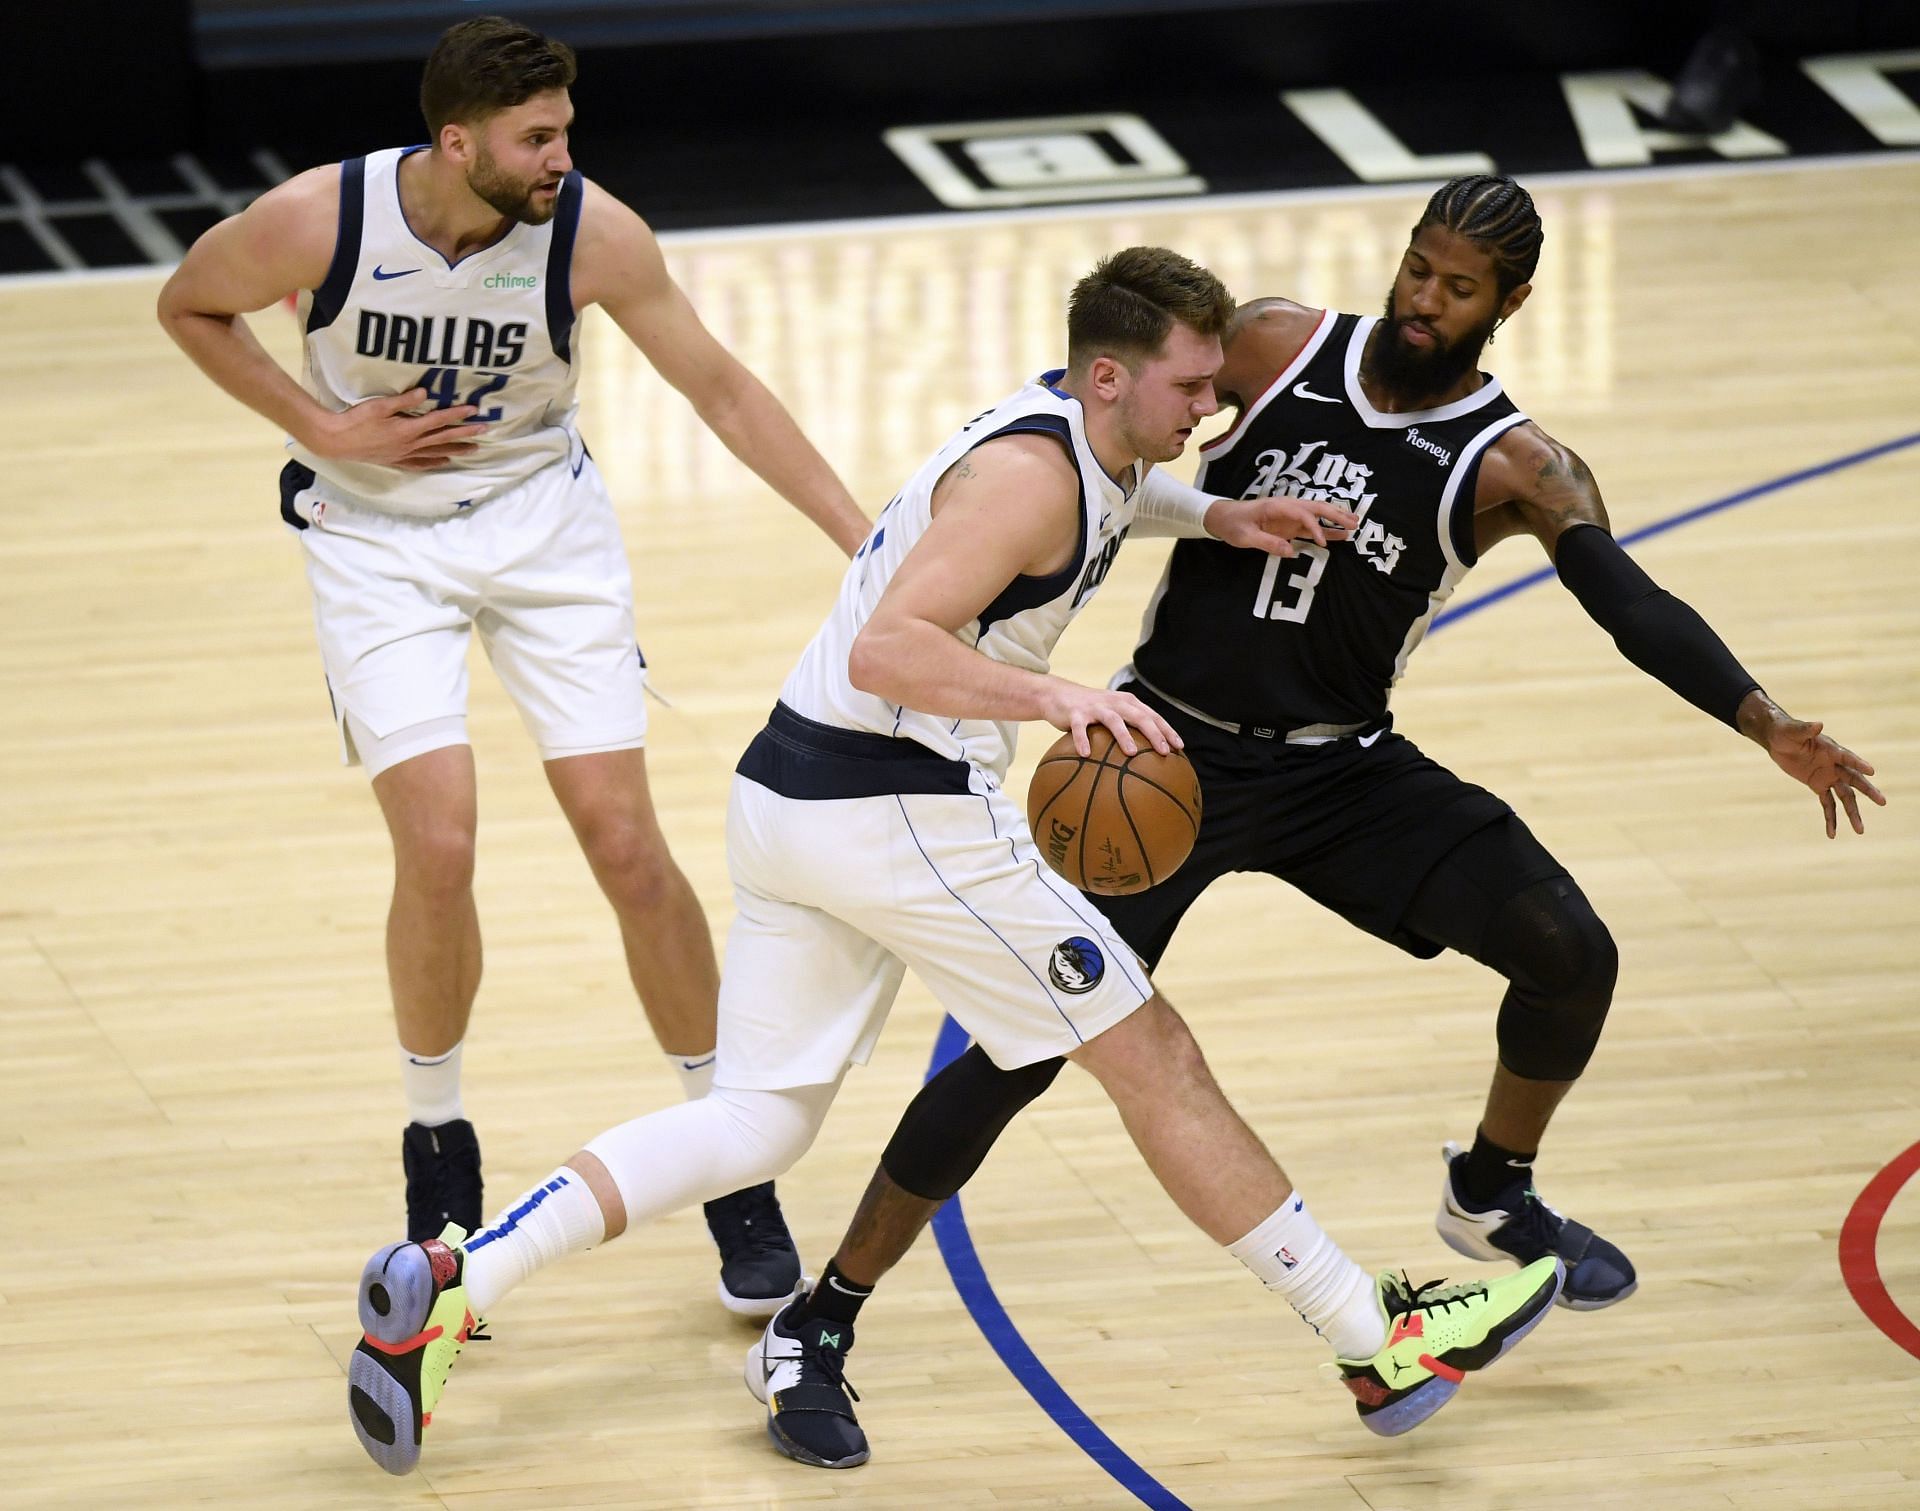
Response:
[1092,681,1568,970]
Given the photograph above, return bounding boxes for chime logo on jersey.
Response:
[1047,936,1105,994]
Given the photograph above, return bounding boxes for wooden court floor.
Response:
[2,160,1917,1508]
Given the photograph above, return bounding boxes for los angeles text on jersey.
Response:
[1239,438,1407,576]
[352,311,529,369]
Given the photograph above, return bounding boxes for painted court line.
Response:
[1839,1139,1920,1362]
[925,429,1920,1509]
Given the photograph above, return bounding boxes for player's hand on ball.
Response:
[1039,679,1181,758]
[1204,493,1358,556]
[305,389,487,470]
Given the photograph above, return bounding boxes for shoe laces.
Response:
[1380,1271,1487,1320]
[1501,1184,1567,1252]
[795,1327,861,1404]
[710,1185,791,1257]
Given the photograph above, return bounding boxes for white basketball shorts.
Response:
[283,452,649,772]
[714,764,1153,1091]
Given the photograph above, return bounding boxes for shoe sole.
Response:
[1560,1280,1637,1311]
[350,1241,445,1475]
[349,1345,422,1475]
[1359,1259,1565,1439]
[763,1413,870,1469]
[720,1275,800,1320]
[358,1242,437,1343]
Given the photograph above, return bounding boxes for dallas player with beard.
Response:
[158,16,871,1311]
[740,175,1885,1468]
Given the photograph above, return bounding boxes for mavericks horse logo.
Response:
[1048,936,1105,995]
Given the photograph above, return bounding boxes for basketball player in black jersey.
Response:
[745,175,1885,1467]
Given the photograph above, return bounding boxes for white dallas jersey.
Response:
[290,146,586,517]
[783,371,1142,785]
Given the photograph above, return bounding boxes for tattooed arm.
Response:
[1473,423,1883,835]
[1472,422,1609,556]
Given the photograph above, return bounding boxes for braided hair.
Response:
[1416,176,1543,294]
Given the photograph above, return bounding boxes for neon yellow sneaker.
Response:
[1335,1256,1563,1436]
[348,1223,483,1474]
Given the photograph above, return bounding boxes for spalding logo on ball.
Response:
[1026,725,1202,895]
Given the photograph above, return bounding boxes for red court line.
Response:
[1838,1138,1920,1361]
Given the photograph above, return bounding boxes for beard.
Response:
[467,147,556,226]
[1368,289,1498,401]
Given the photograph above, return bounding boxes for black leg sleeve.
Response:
[880,1045,1066,1203]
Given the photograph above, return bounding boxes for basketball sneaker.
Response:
[348,1224,484,1475]
[402,1119,483,1244]
[1435,1141,1638,1309]
[704,1181,803,1317]
[745,1300,868,1469]
[1335,1257,1564,1436]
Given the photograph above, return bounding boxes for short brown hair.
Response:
[1067,247,1235,372]
[420,16,578,137]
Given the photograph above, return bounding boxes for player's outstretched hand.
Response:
[1761,714,1885,838]
[1040,680,1182,759]
[306,389,486,471]
[1204,493,1358,556]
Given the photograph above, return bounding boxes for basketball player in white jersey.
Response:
[157,16,869,1312]
[339,247,1566,1477]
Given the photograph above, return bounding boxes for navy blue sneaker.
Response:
[402,1120,482,1244]
[704,1181,803,1318]
[745,1302,868,1468]
[1435,1141,1637,1309]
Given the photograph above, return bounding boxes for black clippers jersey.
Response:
[1130,310,1529,731]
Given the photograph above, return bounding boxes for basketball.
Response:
[1026,726,1203,895]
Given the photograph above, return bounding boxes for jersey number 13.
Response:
[1251,544,1328,623]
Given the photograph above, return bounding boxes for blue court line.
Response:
[922,428,1920,1510]
[926,1014,1191,1511]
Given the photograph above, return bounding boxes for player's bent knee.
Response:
[1490,878,1618,1080]
[709,1083,833,1185]
[881,1045,1064,1202]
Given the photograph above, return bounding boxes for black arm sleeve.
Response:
[1554,523,1761,729]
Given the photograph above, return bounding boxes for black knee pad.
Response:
[1486,876,1619,1081]
[880,1046,1065,1202]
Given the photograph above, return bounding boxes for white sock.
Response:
[666,1049,717,1101]
[461,1168,606,1315]
[400,1040,464,1127]
[1227,1194,1385,1360]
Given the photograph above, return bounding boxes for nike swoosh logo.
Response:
[372,265,419,280]
[1358,729,1385,747]
[1292,381,1341,403]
